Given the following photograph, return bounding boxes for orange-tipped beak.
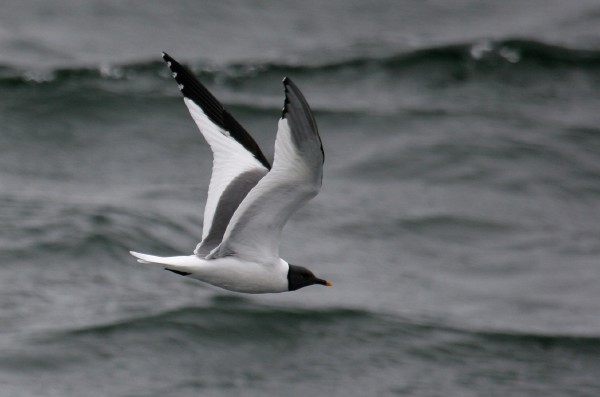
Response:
[325,280,333,287]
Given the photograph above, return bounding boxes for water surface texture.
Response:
[2,1,600,396]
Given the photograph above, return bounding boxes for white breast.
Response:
[189,257,289,294]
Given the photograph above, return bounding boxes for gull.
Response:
[129,53,331,294]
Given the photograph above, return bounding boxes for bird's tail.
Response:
[129,251,164,264]
[129,251,201,268]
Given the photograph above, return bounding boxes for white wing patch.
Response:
[210,114,323,263]
[183,98,268,245]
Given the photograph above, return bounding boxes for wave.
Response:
[43,300,600,351]
[0,193,198,260]
[340,124,600,196]
[2,38,600,89]
[6,300,595,377]
[52,302,373,343]
[334,212,515,244]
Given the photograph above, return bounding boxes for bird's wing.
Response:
[162,53,270,257]
[208,77,323,263]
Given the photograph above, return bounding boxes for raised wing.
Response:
[208,77,324,263]
[162,53,270,256]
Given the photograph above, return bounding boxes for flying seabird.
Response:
[129,52,331,294]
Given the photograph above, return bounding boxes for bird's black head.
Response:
[287,264,332,291]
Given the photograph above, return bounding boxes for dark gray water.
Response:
[2,1,600,396]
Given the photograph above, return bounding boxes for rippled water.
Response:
[2,1,600,396]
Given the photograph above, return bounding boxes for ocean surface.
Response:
[2,1,600,396]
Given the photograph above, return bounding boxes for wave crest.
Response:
[2,38,600,88]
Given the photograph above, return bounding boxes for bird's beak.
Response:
[317,279,332,287]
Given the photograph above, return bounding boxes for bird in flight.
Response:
[129,53,331,294]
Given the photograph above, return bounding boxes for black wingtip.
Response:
[281,77,291,118]
[161,53,228,122]
[160,53,272,170]
[281,77,325,161]
[281,77,306,120]
[161,51,173,64]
